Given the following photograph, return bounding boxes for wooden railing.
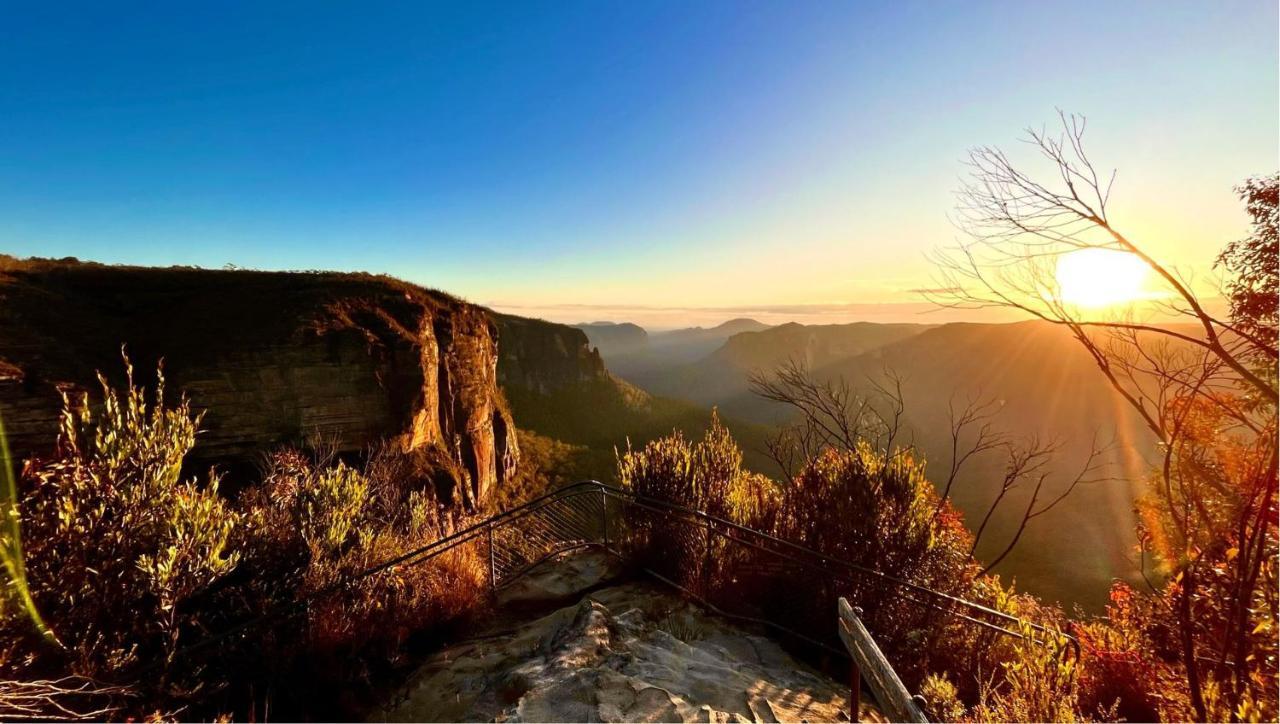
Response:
[838,597,930,723]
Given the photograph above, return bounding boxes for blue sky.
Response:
[2,2,1276,326]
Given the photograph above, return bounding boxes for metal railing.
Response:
[159,479,1076,719]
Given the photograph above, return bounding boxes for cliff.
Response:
[494,314,607,394]
[0,257,517,508]
[573,321,648,357]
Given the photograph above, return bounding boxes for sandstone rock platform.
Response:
[376,551,869,723]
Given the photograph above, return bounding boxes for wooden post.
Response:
[837,597,930,723]
[850,660,862,722]
[850,602,863,721]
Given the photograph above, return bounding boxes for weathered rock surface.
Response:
[379,552,858,723]
[494,313,607,395]
[0,258,517,505]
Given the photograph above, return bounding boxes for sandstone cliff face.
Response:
[494,314,607,394]
[0,258,517,507]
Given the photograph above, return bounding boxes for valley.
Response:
[577,317,1160,609]
[0,257,1160,611]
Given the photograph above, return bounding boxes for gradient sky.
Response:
[2,2,1276,328]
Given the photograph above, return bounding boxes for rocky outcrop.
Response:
[574,321,649,357]
[0,258,517,506]
[494,313,607,394]
[381,551,860,723]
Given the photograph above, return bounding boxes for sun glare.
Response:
[1054,248,1150,308]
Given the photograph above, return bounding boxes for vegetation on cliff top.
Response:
[1,360,494,719]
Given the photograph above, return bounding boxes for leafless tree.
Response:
[934,393,1006,518]
[929,111,1277,720]
[929,110,1276,412]
[748,359,1108,570]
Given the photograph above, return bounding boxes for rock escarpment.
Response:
[0,257,517,506]
[494,313,607,394]
[573,321,649,357]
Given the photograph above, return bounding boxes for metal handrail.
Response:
[590,481,1076,653]
[153,479,1076,677]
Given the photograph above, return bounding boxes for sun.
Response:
[1054,248,1150,308]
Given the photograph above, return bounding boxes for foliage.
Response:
[1081,392,1278,722]
[1,360,492,719]
[616,411,780,598]
[296,461,369,559]
[919,673,966,722]
[232,443,488,716]
[617,410,777,527]
[777,443,973,596]
[971,618,1083,723]
[1216,173,1278,370]
[1074,584,1186,721]
[492,430,597,510]
[614,412,1067,712]
[17,358,239,680]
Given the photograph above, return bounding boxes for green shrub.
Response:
[235,442,486,717]
[15,357,239,687]
[297,461,370,561]
[1,360,491,719]
[617,410,778,528]
[614,412,1080,717]
[971,618,1081,723]
[919,673,966,722]
[617,411,780,597]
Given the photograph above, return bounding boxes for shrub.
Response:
[614,412,1085,718]
[297,461,370,561]
[617,410,778,527]
[233,441,487,717]
[13,357,239,701]
[617,411,780,597]
[919,673,965,722]
[970,618,1082,723]
[2,359,494,719]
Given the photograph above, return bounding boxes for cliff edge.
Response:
[0,257,518,507]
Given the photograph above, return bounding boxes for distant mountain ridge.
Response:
[711,321,932,370]
[495,315,778,480]
[579,317,774,382]
[583,315,1162,609]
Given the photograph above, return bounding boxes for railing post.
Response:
[850,660,862,723]
[849,604,863,722]
[599,486,609,553]
[487,524,497,592]
[838,598,929,723]
[701,521,713,596]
